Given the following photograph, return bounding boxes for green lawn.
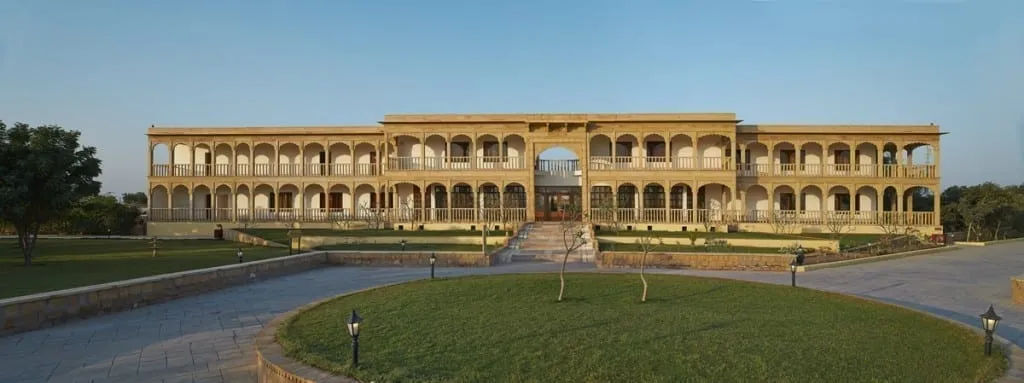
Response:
[239,228,483,244]
[597,241,781,254]
[280,274,1005,383]
[316,243,499,253]
[0,239,289,299]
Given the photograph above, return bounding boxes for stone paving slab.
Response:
[1,241,1023,382]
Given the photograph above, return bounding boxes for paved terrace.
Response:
[1,242,1022,383]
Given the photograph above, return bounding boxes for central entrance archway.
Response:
[534,146,581,221]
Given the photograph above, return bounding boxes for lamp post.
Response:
[790,261,797,287]
[237,248,244,263]
[980,305,1002,356]
[347,310,363,367]
[430,252,436,279]
[400,239,407,252]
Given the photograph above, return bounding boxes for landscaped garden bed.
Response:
[277,273,1006,382]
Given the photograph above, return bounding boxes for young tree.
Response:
[635,231,661,303]
[0,122,102,265]
[558,204,587,302]
[769,210,795,235]
[359,201,387,230]
[824,214,853,243]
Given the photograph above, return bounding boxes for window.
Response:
[591,186,614,208]
[482,141,508,162]
[617,186,637,208]
[834,150,851,164]
[452,142,470,162]
[645,141,666,158]
[670,186,690,209]
[615,142,632,158]
[278,193,293,209]
[643,186,665,209]
[329,193,343,209]
[780,150,796,164]
[834,193,851,211]
[779,193,795,210]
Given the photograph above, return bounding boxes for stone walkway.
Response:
[1,242,1022,382]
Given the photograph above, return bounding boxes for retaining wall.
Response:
[597,251,793,271]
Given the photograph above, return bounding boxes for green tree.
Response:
[121,192,148,207]
[0,121,102,265]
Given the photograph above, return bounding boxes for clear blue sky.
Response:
[1,0,1021,195]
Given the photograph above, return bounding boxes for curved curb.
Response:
[255,281,416,383]
[255,273,1021,382]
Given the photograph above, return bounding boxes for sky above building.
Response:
[1,0,1021,195]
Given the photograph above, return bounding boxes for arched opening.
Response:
[855,143,878,176]
[353,184,376,214]
[504,135,526,169]
[476,134,501,169]
[326,185,352,219]
[424,135,447,169]
[536,146,581,221]
[503,183,527,222]
[278,144,300,176]
[773,142,797,175]
[588,134,613,170]
[303,184,326,221]
[150,186,169,221]
[353,143,378,176]
[904,143,937,179]
[235,185,251,219]
[277,184,299,221]
[773,185,798,223]
[616,184,638,222]
[697,183,732,223]
[212,144,232,176]
[303,143,327,176]
[745,185,769,219]
[426,183,448,221]
[193,144,212,176]
[214,185,232,220]
[329,143,353,175]
[800,142,823,175]
[253,184,275,220]
[172,144,191,176]
[235,144,251,176]
[854,186,879,225]
[827,143,852,176]
[696,134,731,169]
[170,185,190,221]
[903,186,936,225]
[253,143,275,176]
[642,183,666,221]
[881,142,899,177]
[478,183,500,222]
[669,183,694,222]
[151,144,170,176]
[449,135,472,170]
[390,135,422,170]
[744,143,769,176]
[390,182,421,221]
[451,183,474,222]
[668,134,695,168]
[827,186,852,222]
[642,134,668,169]
[800,185,824,223]
[614,134,639,169]
[590,185,614,223]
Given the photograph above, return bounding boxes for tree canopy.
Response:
[941,182,1024,241]
[0,121,102,265]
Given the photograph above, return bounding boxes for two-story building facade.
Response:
[146,112,943,237]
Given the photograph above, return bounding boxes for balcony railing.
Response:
[589,156,733,171]
[149,207,934,227]
[387,156,527,171]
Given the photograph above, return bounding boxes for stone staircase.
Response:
[509,222,596,263]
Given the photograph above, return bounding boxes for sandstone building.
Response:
[146,113,943,237]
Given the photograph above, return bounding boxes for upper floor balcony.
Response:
[387,156,526,171]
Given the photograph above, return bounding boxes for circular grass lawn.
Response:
[277,273,1006,383]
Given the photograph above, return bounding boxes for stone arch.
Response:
[642,182,666,221]
[669,134,695,167]
[212,143,233,176]
[253,143,275,176]
[589,134,613,170]
[425,183,448,221]
[669,183,694,210]
[903,142,937,178]
[503,134,527,168]
[423,135,447,169]
[353,143,378,176]
[235,185,251,219]
[745,142,770,175]
[827,185,852,212]
[773,185,797,211]
[745,184,769,212]
[855,142,878,176]
[800,142,824,175]
[800,185,823,212]
[151,143,170,176]
[170,185,190,220]
[855,185,878,213]
[150,185,169,220]
[696,134,730,169]
[171,144,191,176]
[303,143,327,175]
[641,134,667,164]
[193,144,212,176]
[234,143,251,176]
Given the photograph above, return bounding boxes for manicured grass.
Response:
[239,228,482,244]
[0,239,289,299]
[597,241,781,254]
[279,273,1005,382]
[316,243,498,253]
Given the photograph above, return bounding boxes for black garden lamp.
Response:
[400,239,407,252]
[979,305,1002,356]
[789,261,798,287]
[347,310,363,367]
[430,252,436,279]
[237,248,244,263]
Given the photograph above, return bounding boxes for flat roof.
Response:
[381,112,740,123]
[147,126,381,136]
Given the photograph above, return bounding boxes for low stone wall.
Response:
[597,251,792,271]
[299,235,507,250]
[325,251,491,267]
[1012,276,1024,305]
[597,236,837,250]
[0,251,327,337]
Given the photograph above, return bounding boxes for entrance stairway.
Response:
[509,222,595,263]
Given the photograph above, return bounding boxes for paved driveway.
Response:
[0,242,1022,383]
